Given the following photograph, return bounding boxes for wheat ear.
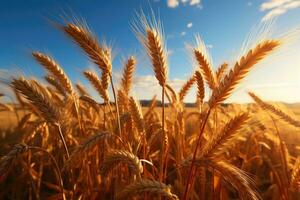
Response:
[178,75,196,102]
[17,113,32,130]
[116,179,179,200]
[216,62,228,82]
[249,92,300,128]
[129,97,144,133]
[101,149,143,178]
[209,40,280,107]
[135,16,168,87]
[76,83,89,96]
[200,113,249,158]
[164,84,178,105]
[63,23,112,74]
[11,78,60,123]
[121,56,136,96]
[63,22,122,136]
[194,36,217,89]
[135,16,169,183]
[0,143,29,176]
[195,71,205,104]
[291,157,300,189]
[205,159,259,200]
[45,75,66,96]
[65,131,111,168]
[83,71,109,102]
[32,52,73,95]
[79,95,100,111]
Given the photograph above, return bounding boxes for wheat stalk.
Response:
[134,15,169,184]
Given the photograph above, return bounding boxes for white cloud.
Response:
[260,0,300,21]
[187,22,193,28]
[167,0,179,8]
[207,44,213,49]
[181,31,186,36]
[261,0,291,11]
[167,0,201,8]
[131,75,191,100]
[190,0,201,6]
[167,49,174,56]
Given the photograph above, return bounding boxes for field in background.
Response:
[2,103,300,151]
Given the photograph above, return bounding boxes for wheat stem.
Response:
[29,146,66,200]
[109,74,122,137]
[183,108,212,200]
[55,123,70,159]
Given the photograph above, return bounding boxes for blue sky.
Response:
[1,0,300,103]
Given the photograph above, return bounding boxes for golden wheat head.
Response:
[63,23,112,74]
[209,40,280,107]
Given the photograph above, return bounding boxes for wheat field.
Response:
[0,14,300,200]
